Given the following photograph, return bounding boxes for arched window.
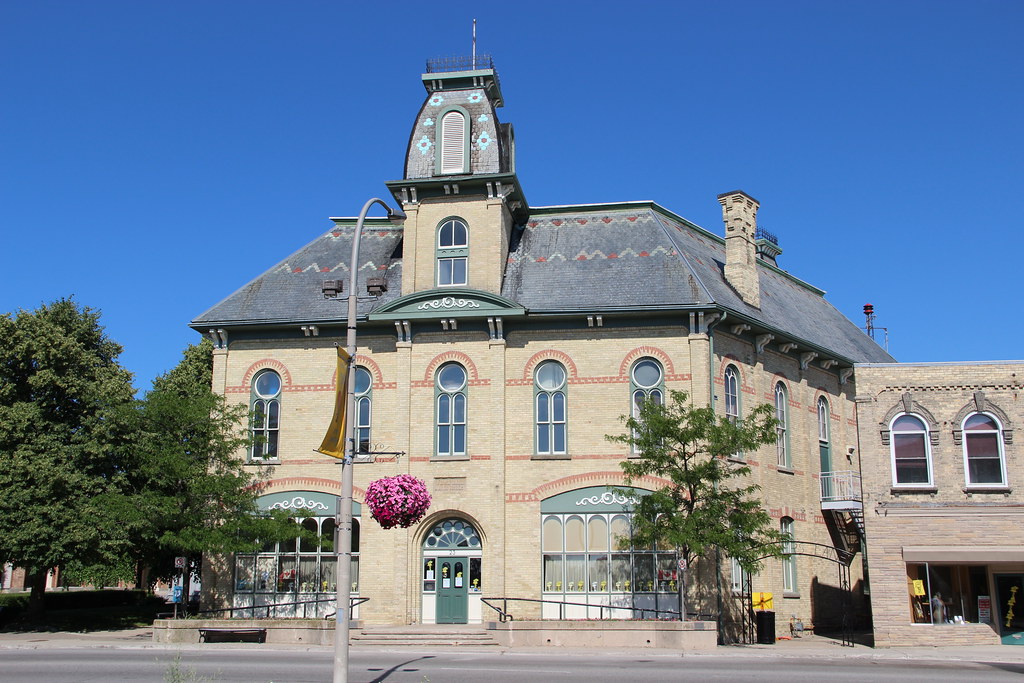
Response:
[775,382,789,468]
[251,369,281,461]
[439,110,467,174]
[724,365,740,424]
[437,218,468,287]
[962,413,1006,486]
[630,358,664,451]
[234,512,355,609]
[436,363,467,457]
[817,396,833,496]
[890,414,932,486]
[781,517,797,594]
[535,361,567,457]
[354,367,372,456]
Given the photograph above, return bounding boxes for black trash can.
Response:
[755,610,776,644]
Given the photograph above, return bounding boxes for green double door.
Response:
[436,556,468,624]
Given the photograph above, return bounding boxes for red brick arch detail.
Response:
[521,350,579,381]
[768,373,801,408]
[241,359,293,389]
[422,351,481,383]
[618,347,674,379]
[353,356,385,390]
[527,471,672,502]
[261,476,367,503]
[810,390,838,420]
[716,355,744,379]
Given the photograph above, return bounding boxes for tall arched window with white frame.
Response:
[251,369,281,461]
[817,396,832,496]
[774,382,790,468]
[781,517,797,594]
[962,413,1006,486]
[354,367,372,456]
[724,365,740,425]
[436,363,467,457]
[630,358,664,452]
[890,414,932,486]
[436,218,468,287]
[535,361,567,457]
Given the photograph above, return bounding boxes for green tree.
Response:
[0,299,137,615]
[607,390,784,575]
[122,338,300,590]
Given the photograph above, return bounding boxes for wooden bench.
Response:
[198,627,267,643]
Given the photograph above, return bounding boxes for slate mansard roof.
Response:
[192,201,894,365]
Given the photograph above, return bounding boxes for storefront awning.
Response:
[903,546,1024,563]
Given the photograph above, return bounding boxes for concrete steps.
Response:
[350,626,499,647]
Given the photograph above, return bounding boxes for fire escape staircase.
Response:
[820,470,864,561]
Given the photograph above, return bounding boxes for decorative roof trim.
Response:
[368,288,525,321]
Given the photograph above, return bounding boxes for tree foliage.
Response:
[607,390,784,573]
[0,299,137,610]
[120,338,301,586]
[0,301,302,610]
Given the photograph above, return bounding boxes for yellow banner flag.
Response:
[317,347,351,459]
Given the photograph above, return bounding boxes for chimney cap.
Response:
[716,189,759,204]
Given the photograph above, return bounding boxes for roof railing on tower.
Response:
[426,54,495,73]
[755,226,779,246]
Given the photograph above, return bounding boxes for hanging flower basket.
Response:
[365,474,432,530]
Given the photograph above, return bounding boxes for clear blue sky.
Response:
[2,1,1021,392]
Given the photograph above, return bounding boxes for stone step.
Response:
[350,629,498,647]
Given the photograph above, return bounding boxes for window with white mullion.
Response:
[775,382,789,468]
[436,363,468,457]
[535,361,568,456]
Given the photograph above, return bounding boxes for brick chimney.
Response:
[718,190,761,308]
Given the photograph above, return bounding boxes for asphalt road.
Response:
[2,647,1024,683]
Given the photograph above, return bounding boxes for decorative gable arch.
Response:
[879,393,940,446]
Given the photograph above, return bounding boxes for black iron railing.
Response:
[481,596,713,623]
[180,596,368,620]
[426,55,495,73]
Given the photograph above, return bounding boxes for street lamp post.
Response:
[326,197,405,683]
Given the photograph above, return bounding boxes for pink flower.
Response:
[365,475,432,530]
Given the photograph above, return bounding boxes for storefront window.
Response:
[906,563,989,624]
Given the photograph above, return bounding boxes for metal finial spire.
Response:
[472,18,477,61]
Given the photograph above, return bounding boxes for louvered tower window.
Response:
[440,111,466,174]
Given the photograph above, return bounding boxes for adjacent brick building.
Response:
[855,361,1023,646]
[191,58,892,640]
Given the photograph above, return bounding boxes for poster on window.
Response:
[979,596,992,623]
[442,578,451,588]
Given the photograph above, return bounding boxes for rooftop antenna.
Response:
[472,18,477,63]
[863,303,890,352]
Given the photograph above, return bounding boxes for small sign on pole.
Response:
[174,556,186,569]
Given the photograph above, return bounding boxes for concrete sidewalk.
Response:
[1,627,1023,666]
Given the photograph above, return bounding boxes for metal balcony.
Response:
[820,470,863,511]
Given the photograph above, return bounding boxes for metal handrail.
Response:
[188,596,369,620]
[481,596,713,623]
[820,470,862,503]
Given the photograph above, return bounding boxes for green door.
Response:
[436,557,468,624]
[819,442,833,499]
[995,574,1024,645]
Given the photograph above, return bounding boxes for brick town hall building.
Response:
[191,58,894,641]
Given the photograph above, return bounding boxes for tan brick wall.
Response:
[855,362,1024,647]
[205,319,866,633]
[400,195,513,296]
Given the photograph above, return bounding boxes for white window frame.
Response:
[775,382,790,468]
[781,517,797,594]
[961,412,1007,487]
[535,361,568,457]
[436,218,468,287]
[889,414,933,487]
